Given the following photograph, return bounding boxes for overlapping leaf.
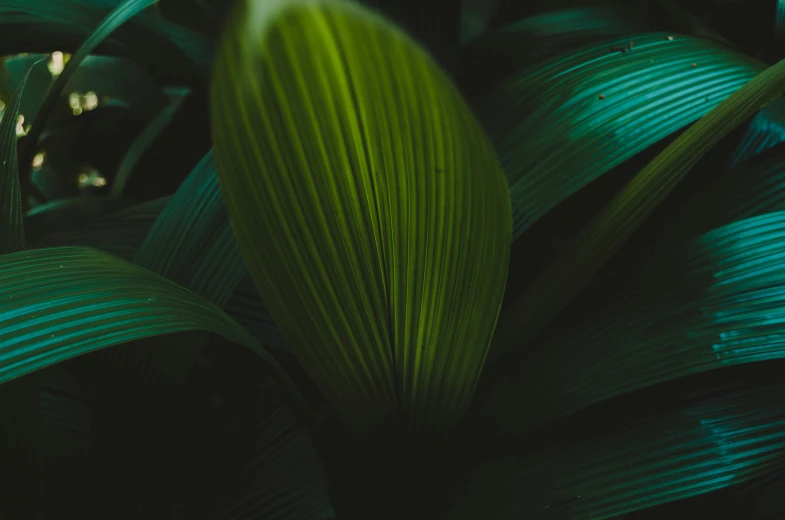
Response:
[0,246,305,411]
[0,0,212,71]
[729,96,785,167]
[479,32,764,241]
[492,51,785,358]
[212,0,511,431]
[448,382,785,520]
[488,211,785,435]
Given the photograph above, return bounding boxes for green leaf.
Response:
[212,0,511,431]
[134,151,244,305]
[0,60,39,254]
[0,246,307,413]
[479,32,763,241]
[492,52,785,359]
[448,382,785,519]
[486,211,785,435]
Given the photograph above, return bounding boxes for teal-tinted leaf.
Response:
[29,197,167,260]
[134,151,244,305]
[460,7,646,97]
[0,14,126,56]
[0,60,38,254]
[480,32,763,241]
[0,246,307,413]
[224,275,288,352]
[212,0,511,431]
[661,143,785,247]
[199,383,334,519]
[777,0,785,46]
[730,97,785,167]
[488,211,785,435]
[449,382,785,520]
[111,91,188,196]
[492,52,785,359]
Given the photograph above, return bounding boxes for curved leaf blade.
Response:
[0,246,306,412]
[0,61,39,254]
[488,211,785,435]
[212,0,512,431]
[493,53,785,358]
[480,32,763,241]
[134,151,244,305]
[449,382,785,519]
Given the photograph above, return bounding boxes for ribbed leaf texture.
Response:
[212,0,511,431]
[449,382,785,519]
[490,211,785,434]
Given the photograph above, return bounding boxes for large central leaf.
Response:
[211,0,511,431]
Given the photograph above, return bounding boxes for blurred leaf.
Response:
[459,7,646,98]
[479,32,763,241]
[448,382,785,519]
[21,0,161,179]
[0,59,38,254]
[0,246,307,413]
[212,0,511,431]
[777,0,785,46]
[487,211,785,435]
[111,89,188,195]
[730,97,785,167]
[2,55,54,125]
[492,53,785,359]
[460,0,502,45]
[0,1,212,72]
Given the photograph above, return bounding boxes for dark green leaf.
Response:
[198,381,334,519]
[212,0,511,431]
[25,196,132,242]
[29,197,167,260]
[0,59,40,254]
